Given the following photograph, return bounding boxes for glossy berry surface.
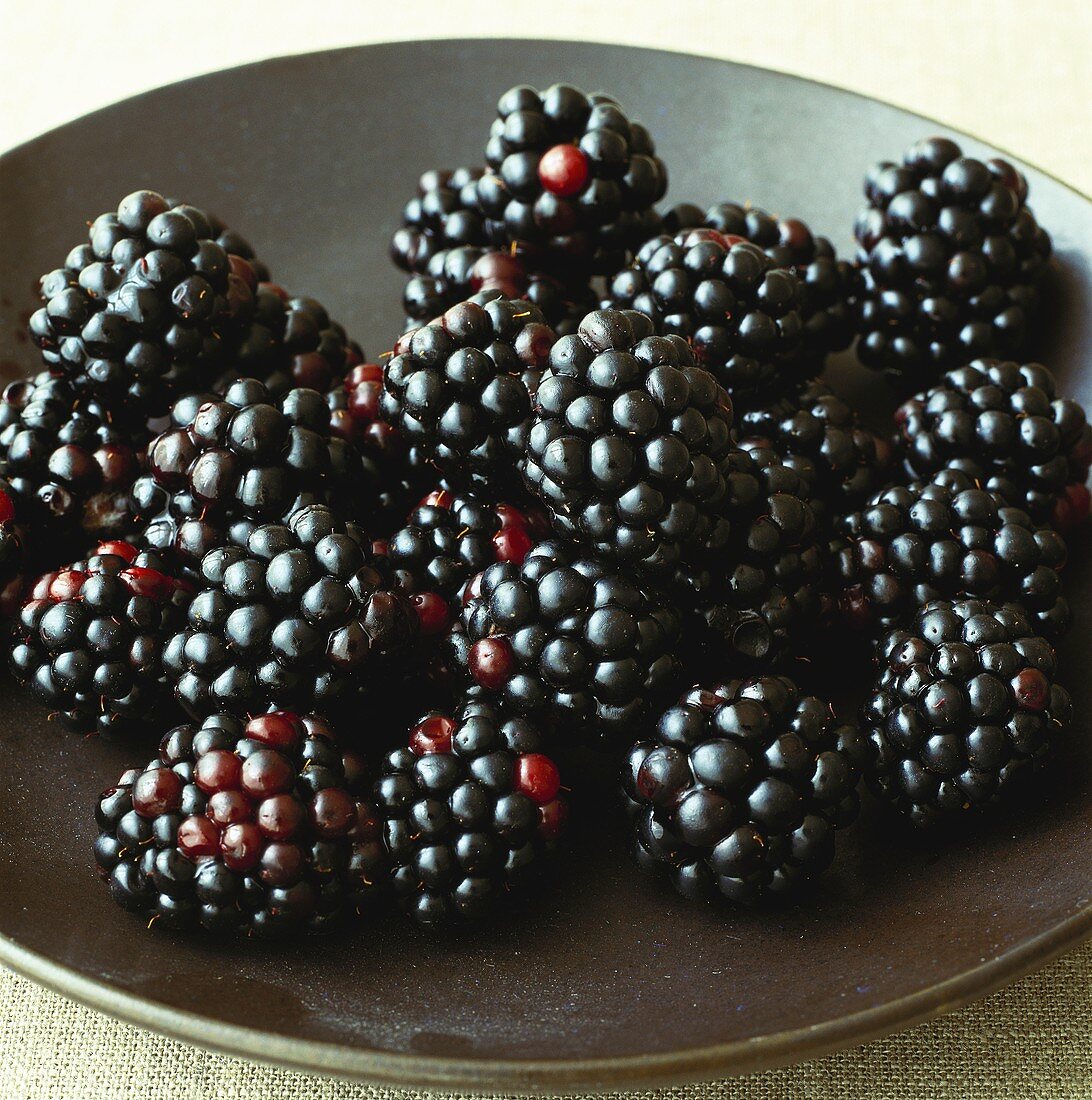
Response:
[0,372,142,552]
[475,83,667,273]
[894,359,1092,526]
[832,470,1069,638]
[394,187,600,331]
[854,136,1052,383]
[390,167,488,276]
[624,676,869,904]
[131,378,371,572]
[401,244,596,336]
[386,488,549,613]
[664,201,860,369]
[380,295,557,490]
[735,379,888,528]
[460,540,681,743]
[538,143,591,197]
[94,711,388,935]
[326,364,432,536]
[29,190,260,423]
[374,696,566,926]
[522,308,736,571]
[163,504,417,718]
[229,287,365,397]
[672,446,822,668]
[10,542,191,735]
[863,599,1071,827]
[606,229,806,403]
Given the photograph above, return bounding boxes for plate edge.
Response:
[2,904,1091,1091]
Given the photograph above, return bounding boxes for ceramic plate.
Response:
[1,38,1090,1093]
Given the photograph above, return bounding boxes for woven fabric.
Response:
[3,3,1092,1098]
[1,942,1091,1098]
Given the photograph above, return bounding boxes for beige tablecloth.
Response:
[2,1,1091,1097]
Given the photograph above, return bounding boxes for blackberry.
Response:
[380,295,557,490]
[854,136,1052,382]
[460,540,681,743]
[521,308,736,571]
[374,697,567,926]
[664,201,860,366]
[390,168,488,275]
[372,488,550,719]
[863,599,1071,827]
[624,677,869,904]
[673,446,823,667]
[893,359,1092,527]
[326,364,432,535]
[131,378,371,573]
[228,285,365,397]
[402,245,489,323]
[10,541,190,735]
[736,379,888,527]
[28,190,260,423]
[386,488,549,619]
[163,504,417,719]
[606,229,807,403]
[0,372,141,552]
[403,246,595,336]
[94,711,388,935]
[475,83,667,274]
[831,470,1069,638]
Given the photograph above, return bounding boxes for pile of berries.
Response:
[5,84,1082,943]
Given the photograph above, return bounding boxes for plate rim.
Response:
[3,906,1091,1091]
[1,36,1088,205]
[1,35,1090,1091]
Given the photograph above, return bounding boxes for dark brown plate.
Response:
[1,39,1091,1094]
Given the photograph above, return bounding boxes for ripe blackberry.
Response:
[390,168,489,275]
[131,378,371,573]
[402,245,489,323]
[374,697,567,925]
[94,711,388,935]
[831,470,1069,638]
[369,488,549,719]
[10,541,190,735]
[673,446,823,667]
[387,488,549,620]
[28,190,259,423]
[736,379,888,527]
[606,229,806,403]
[894,359,1092,527]
[664,201,860,366]
[228,285,365,397]
[624,677,869,904]
[475,83,667,274]
[521,308,736,571]
[0,372,141,552]
[460,540,681,743]
[854,136,1052,382]
[163,504,417,718]
[326,364,432,535]
[863,599,1071,827]
[403,246,595,336]
[380,295,557,490]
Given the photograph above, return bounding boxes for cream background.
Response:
[2,0,1090,195]
[1,1,1091,1097]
